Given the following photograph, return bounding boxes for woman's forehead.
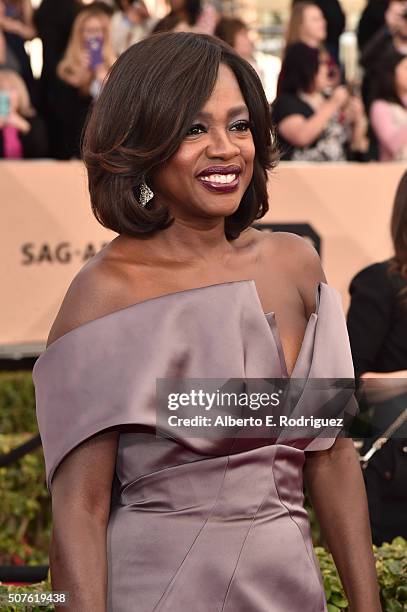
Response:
[203,65,246,104]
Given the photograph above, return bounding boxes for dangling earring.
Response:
[138,179,154,207]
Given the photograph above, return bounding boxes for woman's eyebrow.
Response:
[194,105,250,121]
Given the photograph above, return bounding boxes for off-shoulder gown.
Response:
[33,280,358,612]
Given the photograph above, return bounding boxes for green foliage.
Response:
[316,537,407,612]
[0,572,53,612]
[0,372,51,566]
[0,372,38,434]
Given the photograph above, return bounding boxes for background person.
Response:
[347,169,407,545]
[271,43,369,161]
[33,0,83,158]
[360,0,407,112]
[284,1,340,87]
[0,67,47,157]
[292,0,345,61]
[0,0,36,99]
[370,51,407,161]
[53,6,115,159]
[214,16,281,102]
[110,0,157,56]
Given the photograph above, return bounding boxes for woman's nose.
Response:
[206,129,241,159]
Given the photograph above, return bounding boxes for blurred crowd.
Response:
[1,0,407,161]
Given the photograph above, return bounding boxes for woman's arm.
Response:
[44,261,132,610]
[359,369,407,403]
[370,100,407,157]
[304,437,382,612]
[0,0,36,39]
[50,430,119,611]
[278,87,348,148]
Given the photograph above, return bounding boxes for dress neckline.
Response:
[33,279,327,379]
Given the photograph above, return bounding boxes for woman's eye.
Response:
[230,120,253,132]
[186,124,206,136]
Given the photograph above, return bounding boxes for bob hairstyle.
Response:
[82,32,277,240]
[278,42,320,95]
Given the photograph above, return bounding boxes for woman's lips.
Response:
[196,174,240,193]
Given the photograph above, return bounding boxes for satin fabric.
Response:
[33,279,358,611]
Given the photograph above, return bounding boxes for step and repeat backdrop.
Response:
[1,160,405,354]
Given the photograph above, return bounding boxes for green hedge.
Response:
[0,372,51,566]
[0,372,406,611]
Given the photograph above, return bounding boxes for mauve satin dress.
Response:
[33,279,358,612]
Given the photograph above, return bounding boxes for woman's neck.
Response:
[298,90,323,108]
[120,218,235,265]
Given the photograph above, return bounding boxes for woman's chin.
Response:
[195,197,242,218]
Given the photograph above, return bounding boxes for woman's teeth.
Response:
[200,174,237,184]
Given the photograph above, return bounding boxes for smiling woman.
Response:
[82,32,277,239]
[33,31,381,612]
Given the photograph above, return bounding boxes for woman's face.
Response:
[81,16,105,42]
[234,28,254,59]
[395,57,407,94]
[300,5,326,44]
[152,63,255,223]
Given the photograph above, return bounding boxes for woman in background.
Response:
[0,68,47,157]
[285,1,340,86]
[370,51,407,161]
[286,1,327,50]
[214,16,281,102]
[54,5,115,159]
[110,0,156,56]
[271,43,368,161]
[347,169,407,545]
[0,0,36,96]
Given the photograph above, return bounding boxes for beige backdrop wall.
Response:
[1,160,406,354]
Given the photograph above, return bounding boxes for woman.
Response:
[285,1,340,87]
[54,5,116,159]
[292,0,345,61]
[370,52,407,161]
[33,32,381,611]
[286,0,327,49]
[214,16,281,102]
[347,169,407,545]
[110,0,157,56]
[0,68,47,157]
[272,43,369,161]
[0,0,36,95]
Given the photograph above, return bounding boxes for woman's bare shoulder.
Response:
[46,251,137,348]
[260,230,327,315]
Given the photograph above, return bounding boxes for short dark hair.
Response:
[278,42,320,95]
[82,32,277,240]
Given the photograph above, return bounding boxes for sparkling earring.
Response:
[139,180,154,207]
